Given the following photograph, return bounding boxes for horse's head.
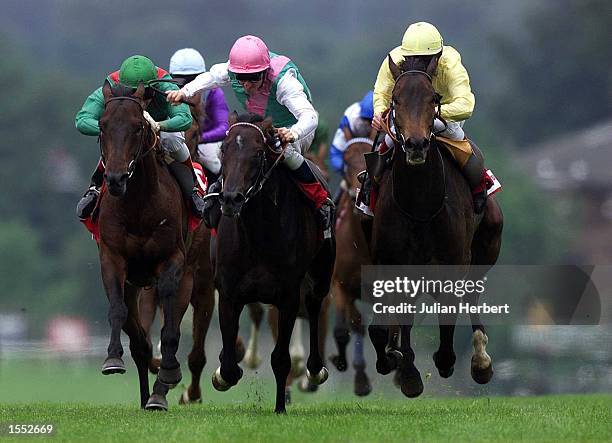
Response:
[219,111,275,217]
[100,80,155,196]
[388,55,442,166]
[343,137,373,199]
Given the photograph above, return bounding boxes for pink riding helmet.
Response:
[228,35,271,74]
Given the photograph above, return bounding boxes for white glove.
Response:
[143,110,161,133]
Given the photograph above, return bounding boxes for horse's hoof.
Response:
[211,367,232,392]
[400,371,424,398]
[144,394,168,411]
[243,350,262,369]
[471,358,494,384]
[376,349,403,375]
[298,375,319,393]
[158,366,182,388]
[330,354,348,372]
[433,350,456,378]
[306,366,329,385]
[179,389,202,405]
[471,330,493,384]
[101,357,126,375]
[354,365,372,397]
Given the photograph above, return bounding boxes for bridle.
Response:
[388,70,448,222]
[388,70,447,152]
[343,137,373,200]
[99,96,159,178]
[218,122,287,205]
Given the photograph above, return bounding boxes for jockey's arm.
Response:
[75,87,105,136]
[437,47,475,122]
[180,62,232,100]
[373,53,396,119]
[156,82,192,132]
[200,89,230,143]
[276,69,318,143]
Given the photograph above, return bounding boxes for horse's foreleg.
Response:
[398,323,423,398]
[330,282,350,372]
[182,275,214,404]
[100,252,127,375]
[433,307,458,379]
[212,296,243,391]
[304,293,329,386]
[350,301,371,396]
[271,299,299,414]
[122,284,152,409]
[138,287,160,374]
[156,256,186,386]
[368,323,401,375]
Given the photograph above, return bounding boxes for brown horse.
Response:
[138,92,245,408]
[329,137,375,396]
[367,56,503,397]
[96,81,191,409]
[211,112,335,413]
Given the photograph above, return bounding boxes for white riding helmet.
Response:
[169,48,206,75]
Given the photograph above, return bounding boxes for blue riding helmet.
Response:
[359,90,374,120]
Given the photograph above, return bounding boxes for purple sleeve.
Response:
[200,88,229,143]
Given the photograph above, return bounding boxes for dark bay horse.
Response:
[138,92,245,408]
[211,112,335,413]
[97,81,192,409]
[329,136,375,396]
[368,56,503,397]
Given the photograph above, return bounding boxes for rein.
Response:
[100,96,159,178]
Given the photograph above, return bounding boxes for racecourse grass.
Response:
[0,361,610,442]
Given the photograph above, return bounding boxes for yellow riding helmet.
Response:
[401,22,443,56]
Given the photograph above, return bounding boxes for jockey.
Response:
[167,35,333,236]
[329,90,374,175]
[169,48,229,180]
[75,55,206,219]
[369,22,488,214]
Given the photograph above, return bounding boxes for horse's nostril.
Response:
[233,193,245,204]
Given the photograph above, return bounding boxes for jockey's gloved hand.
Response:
[143,111,160,133]
[276,127,296,144]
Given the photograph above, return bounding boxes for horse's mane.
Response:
[398,55,434,73]
[236,112,264,124]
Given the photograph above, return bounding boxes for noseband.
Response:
[99,96,159,178]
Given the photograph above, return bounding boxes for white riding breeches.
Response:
[383,119,466,147]
[160,131,190,163]
[197,141,222,174]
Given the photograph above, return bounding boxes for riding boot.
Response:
[462,144,488,214]
[291,161,334,239]
[202,178,222,229]
[355,138,390,216]
[168,159,206,219]
[76,157,104,220]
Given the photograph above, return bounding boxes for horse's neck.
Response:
[391,144,446,216]
[126,154,161,198]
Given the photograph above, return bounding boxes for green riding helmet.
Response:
[119,55,157,88]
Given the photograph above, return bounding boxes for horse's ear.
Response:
[102,80,113,102]
[133,82,146,99]
[228,111,238,126]
[388,55,401,80]
[261,116,273,132]
[426,55,439,76]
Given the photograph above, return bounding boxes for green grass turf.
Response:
[0,361,610,442]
